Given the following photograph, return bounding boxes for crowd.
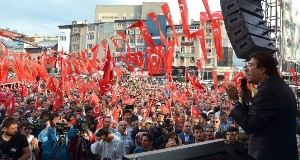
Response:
[0,53,299,160]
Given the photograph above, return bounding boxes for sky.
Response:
[0,0,221,37]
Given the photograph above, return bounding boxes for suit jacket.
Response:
[229,74,298,160]
[178,132,194,144]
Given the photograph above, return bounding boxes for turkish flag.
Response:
[161,3,178,46]
[192,75,205,90]
[165,40,175,73]
[102,46,114,82]
[191,106,200,118]
[202,0,213,21]
[110,36,122,53]
[160,104,170,114]
[148,12,167,45]
[224,71,230,84]
[172,90,185,105]
[127,20,156,52]
[118,31,131,54]
[123,98,136,105]
[35,63,49,83]
[232,71,246,87]
[89,92,100,105]
[112,106,119,123]
[211,91,218,103]
[53,81,63,112]
[191,29,207,64]
[178,0,191,40]
[0,48,10,81]
[196,59,203,72]
[289,68,297,82]
[98,79,114,95]
[4,96,15,117]
[126,51,144,69]
[212,70,218,89]
[212,21,223,61]
[112,90,118,104]
[146,48,162,74]
[118,54,135,72]
[47,76,57,93]
[11,52,25,81]
[200,11,223,25]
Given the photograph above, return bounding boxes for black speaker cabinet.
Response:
[123,139,254,160]
[221,0,263,18]
[233,35,276,59]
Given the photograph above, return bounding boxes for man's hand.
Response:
[224,82,239,101]
[238,88,253,102]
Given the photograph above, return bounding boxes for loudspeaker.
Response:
[123,139,254,160]
[220,0,277,59]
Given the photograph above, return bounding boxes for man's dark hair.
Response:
[199,113,208,121]
[123,109,132,116]
[193,124,204,132]
[3,117,18,128]
[27,99,35,105]
[249,52,278,76]
[85,106,93,113]
[19,122,31,129]
[142,132,154,142]
[96,128,109,137]
[226,126,239,133]
[70,101,77,105]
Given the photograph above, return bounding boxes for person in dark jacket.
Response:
[225,52,298,160]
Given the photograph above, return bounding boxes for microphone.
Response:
[240,78,247,107]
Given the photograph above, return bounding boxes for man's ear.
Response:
[260,67,266,74]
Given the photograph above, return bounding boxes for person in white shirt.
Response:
[91,128,124,160]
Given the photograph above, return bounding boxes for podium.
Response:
[123,139,254,160]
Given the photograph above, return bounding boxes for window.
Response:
[181,36,185,42]
[88,34,94,40]
[59,36,66,41]
[206,49,212,56]
[190,57,195,63]
[137,39,144,43]
[181,47,185,53]
[73,27,79,32]
[88,53,92,58]
[129,39,135,43]
[180,57,185,63]
[87,44,94,49]
[118,22,125,26]
[168,37,172,41]
[72,35,79,41]
[191,47,195,53]
[88,26,95,31]
[123,17,126,20]
[206,39,212,45]
[73,45,79,50]
[130,48,135,52]
[206,29,212,35]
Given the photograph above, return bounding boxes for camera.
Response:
[56,122,71,135]
[73,117,90,131]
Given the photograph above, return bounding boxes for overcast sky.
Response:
[0,0,221,37]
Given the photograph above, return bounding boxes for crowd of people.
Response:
[0,52,298,160]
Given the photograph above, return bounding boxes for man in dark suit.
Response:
[225,52,298,160]
[178,121,194,144]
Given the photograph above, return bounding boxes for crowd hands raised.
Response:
[0,77,252,160]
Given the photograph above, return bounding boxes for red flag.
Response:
[122,98,136,105]
[212,70,218,89]
[102,46,114,82]
[202,0,213,21]
[0,48,10,81]
[11,52,25,81]
[110,36,122,53]
[112,106,119,123]
[196,59,203,72]
[224,71,230,84]
[128,20,156,52]
[191,29,207,64]
[192,75,205,90]
[289,68,297,82]
[165,40,175,73]
[46,76,57,93]
[212,21,223,61]
[232,71,246,87]
[126,51,144,69]
[111,90,118,104]
[161,3,178,46]
[211,92,218,103]
[148,12,167,45]
[191,106,200,118]
[146,48,162,75]
[53,81,63,112]
[200,11,223,24]
[98,79,114,96]
[35,63,49,83]
[178,0,191,40]
[4,96,15,117]
[160,104,170,114]
[89,92,100,105]
[118,31,131,54]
